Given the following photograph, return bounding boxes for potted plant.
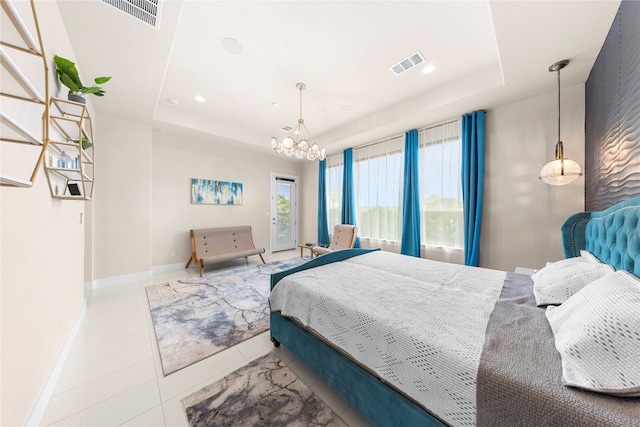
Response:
[54,55,111,104]
[73,137,93,150]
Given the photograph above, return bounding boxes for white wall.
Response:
[298,84,586,272]
[299,162,319,245]
[0,2,87,425]
[482,84,585,271]
[151,131,303,267]
[93,114,152,280]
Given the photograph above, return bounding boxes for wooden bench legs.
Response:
[185,253,204,276]
[186,254,265,277]
[185,252,199,269]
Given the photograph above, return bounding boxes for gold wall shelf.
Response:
[43,98,94,200]
[0,0,49,187]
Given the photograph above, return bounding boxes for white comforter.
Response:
[269,251,506,426]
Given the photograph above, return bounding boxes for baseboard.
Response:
[151,261,185,274]
[23,301,87,426]
[92,270,152,289]
[84,280,93,299]
[92,254,295,288]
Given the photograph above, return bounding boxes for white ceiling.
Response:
[56,0,620,158]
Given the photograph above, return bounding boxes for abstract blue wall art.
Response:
[191,179,243,205]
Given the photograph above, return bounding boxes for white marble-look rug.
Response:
[182,353,348,427]
[146,258,308,376]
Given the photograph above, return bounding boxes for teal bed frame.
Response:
[270,197,640,426]
[270,248,445,426]
[562,196,640,275]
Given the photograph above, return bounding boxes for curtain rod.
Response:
[418,118,460,132]
[328,117,461,156]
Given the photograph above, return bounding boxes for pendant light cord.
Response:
[556,67,564,173]
[540,59,581,184]
[557,68,561,143]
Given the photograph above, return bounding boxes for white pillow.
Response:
[580,250,602,263]
[533,258,614,306]
[534,256,589,276]
[545,270,640,396]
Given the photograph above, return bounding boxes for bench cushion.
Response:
[191,226,265,260]
[201,248,265,266]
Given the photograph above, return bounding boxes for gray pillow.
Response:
[545,270,640,396]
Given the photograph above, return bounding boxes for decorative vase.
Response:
[68,92,86,104]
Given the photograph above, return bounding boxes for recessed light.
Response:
[166,99,179,105]
[194,95,206,102]
[422,63,436,74]
[222,37,243,54]
[271,102,279,107]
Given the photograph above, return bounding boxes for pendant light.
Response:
[271,83,326,161]
[539,60,582,185]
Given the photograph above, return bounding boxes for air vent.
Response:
[279,125,293,132]
[390,51,425,76]
[102,0,162,28]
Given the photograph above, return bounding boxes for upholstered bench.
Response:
[185,226,265,276]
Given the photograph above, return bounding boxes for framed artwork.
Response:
[191,178,243,205]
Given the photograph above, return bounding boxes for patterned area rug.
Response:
[182,353,348,427]
[146,258,308,376]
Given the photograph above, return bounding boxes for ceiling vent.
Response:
[390,51,425,76]
[102,0,162,28]
[279,125,293,132]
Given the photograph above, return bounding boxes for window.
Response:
[353,137,404,250]
[418,119,463,249]
[325,154,343,232]
[324,117,463,259]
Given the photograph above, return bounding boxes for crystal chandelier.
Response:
[539,60,582,185]
[271,83,326,161]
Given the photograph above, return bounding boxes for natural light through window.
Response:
[353,137,404,248]
[325,154,343,232]
[418,119,463,249]
[323,118,462,255]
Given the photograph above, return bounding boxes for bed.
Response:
[269,198,640,426]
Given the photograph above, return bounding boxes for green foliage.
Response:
[72,138,93,150]
[423,194,462,209]
[422,195,463,247]
[54,55,111,97]
[351,194,463,248]
[277,194,291,243]
[358,206,401,240]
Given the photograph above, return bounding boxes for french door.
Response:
[270,174,298,252]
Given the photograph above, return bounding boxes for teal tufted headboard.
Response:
[562,197,640,276]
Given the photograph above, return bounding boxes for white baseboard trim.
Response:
[89,263,190,289]
[92,270,152,289]
[92,254,294,289]
[84,280,93,298]
[23,301,87,426]
[151,262,185,274]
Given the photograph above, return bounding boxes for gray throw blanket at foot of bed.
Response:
[476,272,640,426]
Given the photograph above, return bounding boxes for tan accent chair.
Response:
[313,224,358,256]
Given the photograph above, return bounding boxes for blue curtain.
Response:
[317,159,330,246]
[341,148,359,247]
[400,130,421,257]
[461,111,486,266]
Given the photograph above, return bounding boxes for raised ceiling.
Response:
[56,1,620,157]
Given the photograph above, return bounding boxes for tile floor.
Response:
[41,250,372,426]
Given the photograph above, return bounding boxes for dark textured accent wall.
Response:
[585,1,640,211]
